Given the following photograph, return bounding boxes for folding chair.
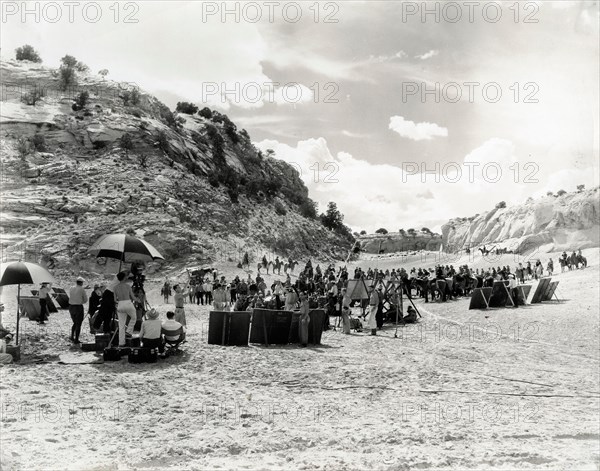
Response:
[161,326,186,356]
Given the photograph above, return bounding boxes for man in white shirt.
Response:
[69,277,88,344]
[113,272,137,347]
[507,274,519,308]
[162,311,186,343]
[140,308,163,352]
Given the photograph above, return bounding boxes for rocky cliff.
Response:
[441,189,600,254]
[0,60,353,273]
[358,232,442,254]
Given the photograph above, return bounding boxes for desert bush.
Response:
[156,130,169,154]
[59,64,76,90]
[31,134,46,152]
[274,201,287,216]
[299,199,317,219]
[198,107,213,119]
[557,189,567,196]
[16,137,30,159]
[21,87,46,106]
[138,154,149,168]
[120,133,134,155]
[15,45,42,62]
[61,55,78,68]
[495,201,507,209]
[71,91,89,111]
[176,102,198,115]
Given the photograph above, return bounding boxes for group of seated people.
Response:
[139,309,186,356]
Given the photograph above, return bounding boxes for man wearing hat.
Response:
[38,282,52,325]
[69,276,88,343]
[140,308,164,353]
[367,283,379,336]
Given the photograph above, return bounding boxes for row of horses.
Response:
[251,259,299,275]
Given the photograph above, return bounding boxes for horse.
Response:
[285,260,298,274]
[273,259,283,275]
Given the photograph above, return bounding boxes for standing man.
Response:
[68,276,88,344]
[114,272,137,347]
[367,283,379,336]
[202,278,213,305]
[213,283,229,311]
[38,282,52,325]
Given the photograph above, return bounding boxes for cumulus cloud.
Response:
[389,116,448,141]
[252,136,574,233]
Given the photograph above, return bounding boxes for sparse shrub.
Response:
[130,89,140,106]
[274,201,287,216]
[15,44,42,62]
[156,130,169,154]
[557,189,567,196]
[21,87,46,106]
[128,108,142,118]
[546,191,554,196]
[138,154,149,168]
[495,201,506,209]
[176,102,198,115]
[59,64,76,90]
[121,88,140,107]
[72,91,89,111]
[31,134,46,152]
[375,228,388,234]
[17,137,30,160]
[577,184,585,192]
[299,199,317,219]
[208,173,219,187]
[61,55,78,68]
[198,107,212,119]
[120,133,133,155]
[98,69,109,78]
[360,230,367,235]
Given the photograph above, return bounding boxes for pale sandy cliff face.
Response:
[441,189,600,253]
[359,233,442,254]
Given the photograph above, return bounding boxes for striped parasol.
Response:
[87,234,164,265]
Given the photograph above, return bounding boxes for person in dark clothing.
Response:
[94,284,115,333]
[375,286,384,329]
[88,284,102,333]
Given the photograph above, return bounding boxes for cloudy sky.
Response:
[2,1,599,232]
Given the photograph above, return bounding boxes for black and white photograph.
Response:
[0,1,599,469]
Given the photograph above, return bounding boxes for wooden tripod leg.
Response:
[503,284,515,307]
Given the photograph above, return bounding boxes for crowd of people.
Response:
[4,247,586,359]
[30,271,186,357]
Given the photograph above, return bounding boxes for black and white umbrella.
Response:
[88,234,164,268]
[0,261,56,344]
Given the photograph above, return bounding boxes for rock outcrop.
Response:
[0,60,353,272]
[441,189,600,253]
[358,233,442,253]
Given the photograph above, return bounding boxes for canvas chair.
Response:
[161,325,186,356]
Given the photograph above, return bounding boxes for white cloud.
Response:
[415,49,439,60]
[368,51,407,62]
[389,116,448,141]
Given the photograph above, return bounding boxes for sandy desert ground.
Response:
[0,249,599,470]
